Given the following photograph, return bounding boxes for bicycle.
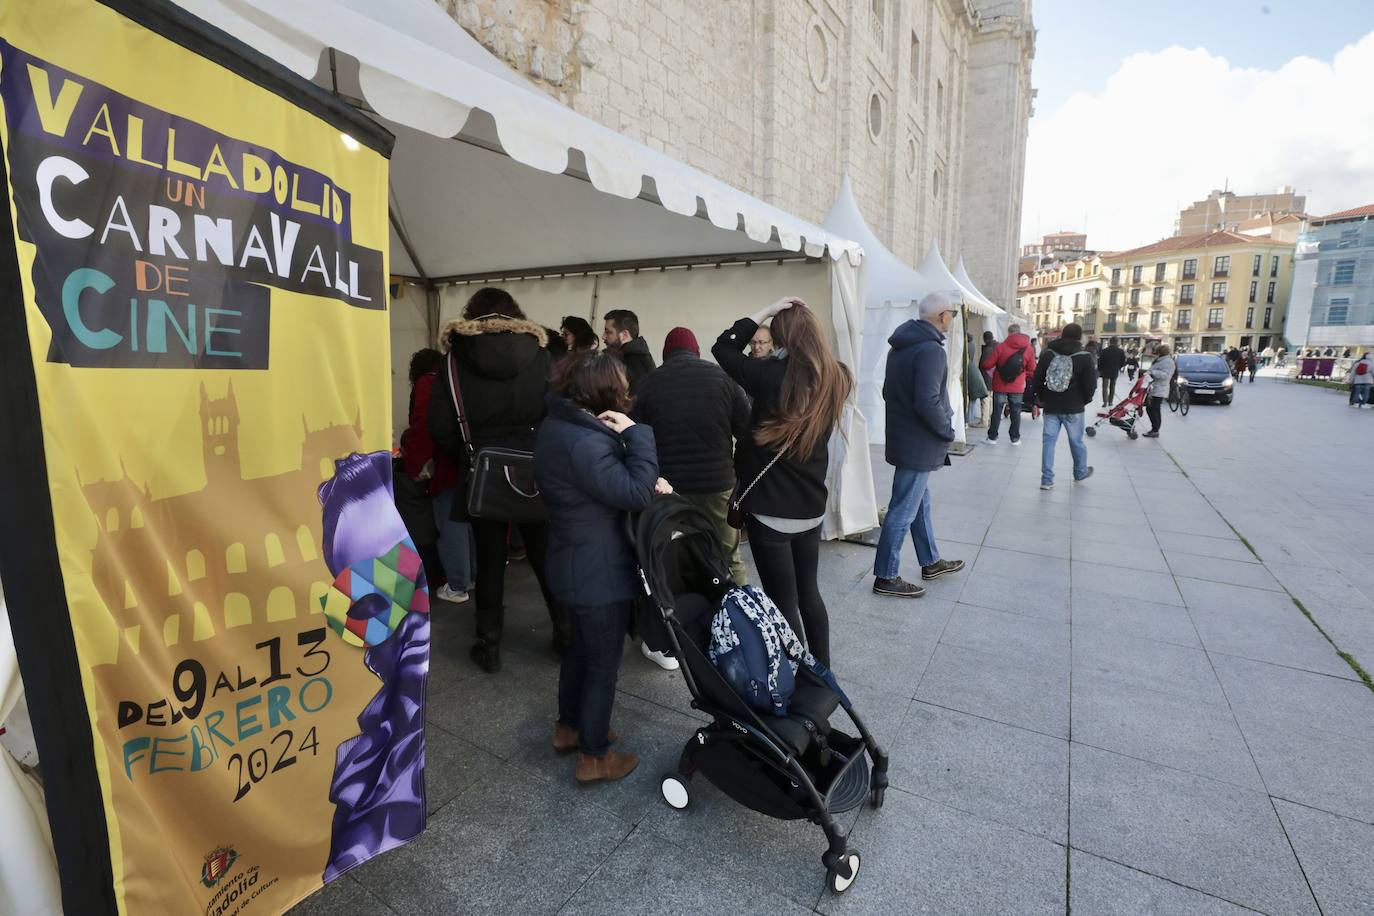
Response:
[1167,383,1190,415]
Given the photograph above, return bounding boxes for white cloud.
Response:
[1021,32,1374,251]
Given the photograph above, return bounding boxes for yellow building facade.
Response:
[1099,231,1295,353]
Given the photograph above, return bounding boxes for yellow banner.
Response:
[0,2,423,914]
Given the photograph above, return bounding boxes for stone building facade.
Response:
[437,0,1035,309]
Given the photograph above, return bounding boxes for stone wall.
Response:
[437,0,1033,308]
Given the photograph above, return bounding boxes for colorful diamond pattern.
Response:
[319,538,429,649]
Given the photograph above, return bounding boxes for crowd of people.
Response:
[398,287,869,784]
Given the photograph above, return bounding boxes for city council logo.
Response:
[201,846,239,888]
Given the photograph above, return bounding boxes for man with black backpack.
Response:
[979,323,1036,446]
[1032,323,1097,491]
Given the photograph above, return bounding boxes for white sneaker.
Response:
[1009,439,1021,447]
[983,437,999,445]
[640,641,679,670]
[435,584,469,603]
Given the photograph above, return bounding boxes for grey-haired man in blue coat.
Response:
[872,290,967,598]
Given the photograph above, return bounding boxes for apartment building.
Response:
[1175,187,1307,236]
[1100,231,1295,353]
[1017,254,1107,333]
[1285,204,1374,351]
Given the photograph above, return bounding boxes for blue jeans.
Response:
[432,487,475,590]
[987,392,1022,441]
[874,468,940,580]
[1355,384,1372,406]
[1041,413,1089,485]
[558,600,632,757]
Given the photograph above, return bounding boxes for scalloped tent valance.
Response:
[174,0,864,274]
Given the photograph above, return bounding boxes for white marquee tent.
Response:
[822,178,1005,448]
[172,0,880,539]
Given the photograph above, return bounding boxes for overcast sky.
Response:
[1021,0,1374,251]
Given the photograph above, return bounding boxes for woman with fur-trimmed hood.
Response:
[429,286,567,673]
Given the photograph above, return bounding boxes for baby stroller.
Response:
[633,496,889,895]
[1086,372,1149,440]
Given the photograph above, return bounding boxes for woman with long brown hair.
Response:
[712,298,852,665]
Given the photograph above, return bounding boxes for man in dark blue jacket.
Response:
[872,291,967,598]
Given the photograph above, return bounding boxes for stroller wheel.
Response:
[828,852,861,894]
[1085,426,1097,438]
[1128,430,1139,440]
[660,774,690,810]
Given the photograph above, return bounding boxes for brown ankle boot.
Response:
[551,723,618,753]
[575,749,639,783]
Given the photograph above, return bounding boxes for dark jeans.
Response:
[1101,373,1117,405]
[558,600,633,757]
[745,517,828,666]
[471,519,565,646]
[1146,395,1164,433]
[987,392,1022,441]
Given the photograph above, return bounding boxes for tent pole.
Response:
[389,205,431,286]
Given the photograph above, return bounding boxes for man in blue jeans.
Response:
[1031,322,1097,491]
[872,291,966,598]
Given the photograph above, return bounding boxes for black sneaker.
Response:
[1075,467,1095,482]
[921,559,966,580]
[873,576,926,598]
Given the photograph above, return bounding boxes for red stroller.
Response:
[1086,373,1149,441]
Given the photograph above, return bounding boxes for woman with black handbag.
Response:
[429,287,567,673]
[712,298,852,666]
[535,352,671,782]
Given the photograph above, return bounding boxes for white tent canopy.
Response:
[175,0,863,272]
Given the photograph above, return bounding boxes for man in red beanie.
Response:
[633,327,752,590]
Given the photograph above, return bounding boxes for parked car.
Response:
[1175,353,1235,405]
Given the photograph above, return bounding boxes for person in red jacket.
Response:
[400,348,474,604]
[979,324,1037,446]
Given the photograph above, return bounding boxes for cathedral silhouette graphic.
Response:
[81,382,365,661]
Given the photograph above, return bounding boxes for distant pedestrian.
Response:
[602,309,656,388]
[1247,349,1258,382]
[1032,322,1096,489]
[1348,353,1373,408]
[980,323,1036,445]
[1126,349,1140,380]
[1097,338,1127,406]
[872,291,965,598]
[1143,345,1177,438]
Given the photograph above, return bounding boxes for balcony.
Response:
[1182,270,1197,280]
[1207,322,1223,330]
[1213,269,1230,278]
[1176,323,1192,331]
[1209,297,1227,304]
[1179,298,1194,306]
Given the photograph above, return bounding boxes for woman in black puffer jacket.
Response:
[429,287,566,673]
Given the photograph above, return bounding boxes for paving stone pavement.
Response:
[291,376,1374,915]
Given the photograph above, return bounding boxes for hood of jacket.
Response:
[1003,331,1031,351]
[1047,336,1084,357]
[889,318,944,350]
[439,315,548,380]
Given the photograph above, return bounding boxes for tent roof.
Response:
[822,176,937,305]
[918,245,1005,319]
[175,0,863,275]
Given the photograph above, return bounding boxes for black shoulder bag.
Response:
[448,353,547,524]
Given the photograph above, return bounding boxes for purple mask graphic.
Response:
[317,451,429,882]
